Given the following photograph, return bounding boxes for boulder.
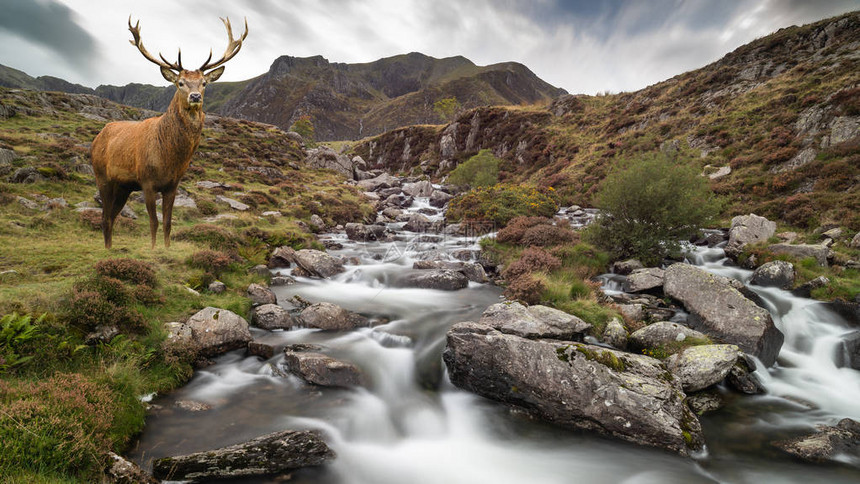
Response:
[305,146,354,179]
[184,307,252,357]
[768,243,831,267]
[106,452,159,484]
[403,213,434,232]
[428,190,454,208]
[345,223,389,241]
[208,280,226,294]
[773,418,860,464]
[602,318,628,350]
[310,214,326,231]
[251,304,294,330]
[412,260,486,283]
[395,269,469,291]
[725,214,776,258]
[357,173,398,192]
[402,180,434,197]
[248,341,276,359]
[750,260,795,289]
[299,302,368,331]
[665,344,741,392]
[628,322,710,355]
[270,275,297,286]
[479,302,591,341]
[612,259,644,275]
[443,322,704,456]
[835,331,860,370]
[726,353,765,394]
[663,263,783,366]
[269,247,345,278]
[215,195,249,211]
[851,232,860,249]
[686,391,725,416]
[623,268,665,293]
[247,283,277,305]
[283,351,365,387]
[792,276,830,298]
[17,196,39,210]
[152,430,334,481]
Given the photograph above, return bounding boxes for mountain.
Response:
[0,64,92,94]
[351,11,860,231]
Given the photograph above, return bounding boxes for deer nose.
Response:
[189,92,202,103]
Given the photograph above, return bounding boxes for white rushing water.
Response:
[132,202,860,483]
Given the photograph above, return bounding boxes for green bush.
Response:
[0,313,42,373]
[446,184,558,226]
[448,150,501,188]
[585,154,721,266]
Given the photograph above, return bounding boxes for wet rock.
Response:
[357,172,398,191]
[412,260,486,283]
[271,275,297,286]
[299,302,368,331]
[768,243,831,267]
[623,268,664,293]
[429,190,454,208]
[750,260,796,289]
[284,351,365,387]
[183,307,252,357]
[106,452,159,484]
[686,390,725,415]
[403,213,435,232]
[396,269,468,291]
[602,318,628,350]
[726,353,765,394]
[208,280,226,294]
[345,223,389,241]
[174,400,212,412]
[215,195,250,211]
[269,246,345,278]
[725,214,776,258]
[152,429,334,481]
[251,304,293,330]
[247,283,277,306]
[628,322,710,355]
[612,259,644,275]
[666,344,741,392]
[663,263,783,367]
[248,341,276,359]
[772,418,860,465]
[835,331,860,370]
[478,302,591,341]
[443,322,704,456]
[402,180,434,197]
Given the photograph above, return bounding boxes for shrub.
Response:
[197,199,219,216]
[95,258,157,288]
[502,247,561,280]
[174,224,240,250]
[447,184,558,226]
[585,154,721,266]
[496,216,553,244]
[503,274,544,305]
[187,250,237,277]
[434,96,461,121]
[520,224,576,247]
[448,149,501,188]
[0,313,42,373]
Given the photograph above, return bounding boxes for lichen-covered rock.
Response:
[602,317,629,350]
[443,322,704,456]
[628,321,710,355]
[106,452,158,484]
[184,307,252,357]
[247,283,277,305]
[269,246,345,278]
[251,304,294,330]
[299,302,368,331]
[623,268,665,293]
[395,269,469,291]
[152,430,334,481]
[666,344,741,392]
[478,302,591,341]
[725,213,776,258]
[768,243,831,267]
[663,264,783,367]
[284,351,365,387]
[750,260,795,289]
[772,418,860,465]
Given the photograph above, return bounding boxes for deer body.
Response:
[91,17,246,249]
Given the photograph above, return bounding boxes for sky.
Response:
[0,0,857,95]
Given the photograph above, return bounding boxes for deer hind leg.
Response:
[105,186,133,248]
[99,182,116,249]
[161,189,176,249]
[143,188,159,249]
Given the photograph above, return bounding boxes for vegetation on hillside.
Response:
[446,149,501,188]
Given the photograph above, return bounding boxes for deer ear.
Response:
[161,67,179,83]
[204,66,225,83]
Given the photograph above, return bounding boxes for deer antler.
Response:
[128,16,183,71]
[199,17,248,72]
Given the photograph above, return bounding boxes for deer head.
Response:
[128,16,248,109]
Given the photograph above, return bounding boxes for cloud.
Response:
[0,0,101,76]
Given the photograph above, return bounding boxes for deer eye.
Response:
[202,81,207,87]
[178,81,185,87]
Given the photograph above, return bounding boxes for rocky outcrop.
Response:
[665,345,741,392]
[478,302,591,341]
[443,322,704,456]
[284,350,365,387]
[724,214,776,258]
[299,302,368,331]
[251,304,294,330]
[152,430,334,481]
[623,268,665,293]
[773,418,860,464]
[768,243,831,267]
[269,247,345,278]
[663,264,783,366]
[394,269,469,290]
[305,146,354,178]
[175,307,253,357]
[628,322,711,355]
[750,260,796,288]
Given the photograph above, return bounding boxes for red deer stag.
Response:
[91,17,248,249]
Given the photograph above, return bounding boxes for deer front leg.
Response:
[162,189,176,249]
[143,187,159,249]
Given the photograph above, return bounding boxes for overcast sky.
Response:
[0,0,857,95]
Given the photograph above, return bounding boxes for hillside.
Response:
[351,11,860,231]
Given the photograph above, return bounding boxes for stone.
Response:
[248,341,276,359]
[623,268,665,293]
[403,213,434,232]
[665,344,742,392]
[183,307,252,357]
[271,275,297,286]
[106,452,158,484]
[443,322,704,456]
[663,264,783,366]
[247,283,277,306]
[174,400,212,412]
[345,223,389,241]
[249,264,271,277]
[823,116,860,147]
[299,302,368,331]
[602,318,628,350]
[402,180,434,197]
[686,390,725,416]
[750,260,796,289]
[152,430,334,481]
[283,351,365,387]
[835,331,860,370]
[395,269,469,291]
[478,302,591,341]
[85,325,120,345]
[851,232,860,249]
[251,304,294,330]
[792,276,830,298]
[726,353,765,394]
[628,322,711,355]
[821,227,844,240]
[617,304,644,322]
[773,147,816,173]
[724,214,776,258]
[310,214,325,231]
[773,418,860,464]
[208,280,226,294]
[196,180,229,190]
[215,195,249,211]
[269,246,345,278]
[768,243,831,267]
[612,259,644,275]
[17,196,39,210]
[429,190,454,208]
[357,172,398,192]
[305,146,354,179]
[10,167,44,184]
[412,260,486,283]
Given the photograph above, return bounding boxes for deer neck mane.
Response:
[156,90,204,162]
